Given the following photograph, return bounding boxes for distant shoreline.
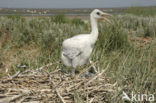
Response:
[0,6,155,17]
[0,13,89,17]
[0,5,156,10]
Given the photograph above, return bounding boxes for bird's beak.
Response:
[101,12,113,17]
[100,12,113,24]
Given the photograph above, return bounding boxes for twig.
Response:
[43,70,62,89]
[89,98,94,103]
[52,79,66,103]
[66,79,87,92]
[19,62,60,75]
[0,71,21,83]
[7,88,31,94]
[5,68,11,78]
[37,61,60,71]
[85,63,110,86]
[86,86,89,103]
[0,94,7,98]
[37,63,53,71]
[46,70,66,103]
[10,94,24,102]
[55,89,66,103]
[16,96,27,103]
[20,69,33,75]
[10,71,20,79]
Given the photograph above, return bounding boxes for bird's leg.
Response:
[72,67,76,76]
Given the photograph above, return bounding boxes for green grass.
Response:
[0,14,156,102]
[51,14,67,23]
[119,14,156,37]
[124,6,156,17]
[71,18,85,25]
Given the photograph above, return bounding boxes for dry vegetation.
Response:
[0,63,118,103]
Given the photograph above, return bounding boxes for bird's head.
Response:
[90,9,112,24]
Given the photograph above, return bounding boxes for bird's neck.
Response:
[90,16,98,44]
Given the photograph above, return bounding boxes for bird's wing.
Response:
[62,47,82,60]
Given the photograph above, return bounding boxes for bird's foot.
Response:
[80,71,95,78]
[71,68,80,77]
[71,69,76,78]
[71,72,75,77]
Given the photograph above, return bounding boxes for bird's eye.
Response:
[97,12,100,15]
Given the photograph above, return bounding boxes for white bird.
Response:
[61,9,112,76]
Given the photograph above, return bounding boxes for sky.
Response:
[0,0,156,8]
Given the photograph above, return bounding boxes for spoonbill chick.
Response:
[61,9,112,76]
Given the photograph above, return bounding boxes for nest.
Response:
[0,63,118,103]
